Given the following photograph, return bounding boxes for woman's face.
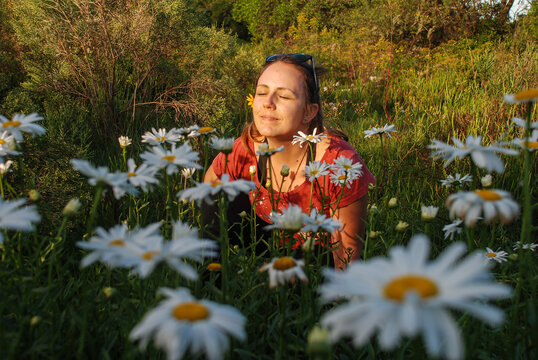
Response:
[252,61,318,142]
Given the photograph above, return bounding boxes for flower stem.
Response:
[86,185,104,235]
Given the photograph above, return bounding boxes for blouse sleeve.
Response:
[211,138,254,181]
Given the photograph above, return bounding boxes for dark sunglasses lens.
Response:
[265,53,311,63]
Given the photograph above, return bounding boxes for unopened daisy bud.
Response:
[368,204,378,213]
[238,211,247,218]
[369,230,381,239]
[306,325,331,356]
[63,198,82,217]
[265,180,271,188]
[302,237,315,252]
[249,165,256,176]
[0,160,13,175]
[368,183,376,190]
[421,205,439,221]
[30,316,41,326]
[395,221,409,231]
[28,189,41,201]
[481,174,493,188]
[281,164,290,177]
[102,287,117,298]
[388,197,397,208]
[207,263,222,272]
[118,136,132,148]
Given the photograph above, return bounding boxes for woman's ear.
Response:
[305,103,319,122]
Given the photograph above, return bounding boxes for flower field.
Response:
[0,86,536,360]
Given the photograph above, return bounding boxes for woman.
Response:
[204,54,375,269]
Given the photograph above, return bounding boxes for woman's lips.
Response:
[260,115,278,121]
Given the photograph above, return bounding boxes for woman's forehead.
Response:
[257,62,306,93]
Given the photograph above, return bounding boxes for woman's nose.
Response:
[262,94,276,109]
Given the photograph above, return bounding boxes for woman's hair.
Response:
[241,54,347,153]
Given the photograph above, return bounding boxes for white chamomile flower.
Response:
[0,131,19,159]
[304,161,330,182]
[503,88,538,104]
[292,128,326,147]
[319,234,512,360]
[513,241,538,251]
[130,287,246,360]
[440,173,472,188]
[331,156,363,177]
[140,143,200,175]
[485,248,508,264]
[126,159,159,192]
[301,209,342,234]
[421,205,439,221]
[0,198,41,244]
[0,160,13,175]
[256,143,284,156]
[0,113,45,141]
[446,189,520,227]
[264,204,306,233]
[70,159,137,199]
[178,173,255,205]
[442,219,463,240]
[428,136,518,173]
[141,128,181,146]
[180,167,196,179]
[188,126,216,137]
[259,257,308,288]
[511,117,538,131]
[329,169,360,189]
[209,137,234,153]
[118,136,132,148]
[512,130,538,152]
[364,124,396,138]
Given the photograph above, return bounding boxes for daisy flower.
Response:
[70,159,137,199]
[304,161,330,182]
[440,173,472,188]
[62,198,81,217]
[319,234,512,360]
[512,130,538,152]
[118,136,132,148]
[292,128,326,147]
[178,174,255,205]
[364,124,396,138]
[485,248,508,264]
[140,143,201,175]
[188,126,216,137]
[511,117,538,130]
[126,159,159,192]
[0,198,41,243]
[130,287,246,360]
[141,128,182,146]
[503,88,538,104]
[209,137,235,153]
[180,168,196,179]
[0,160,13,175]
[421,205,439,221]
[428,136,518,173]
[330,169,360,189]
[0,113,45,141]
[264,204,306,233]
[331,156,363,177]
[259,257,308,288]
[443,219,463,240]
[302,209,342,234]
[446,189,520,227]
[513,241,538,251]
[256,143,284,156]
[0,131,19,159]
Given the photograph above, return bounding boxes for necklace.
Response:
[269,145,310,192]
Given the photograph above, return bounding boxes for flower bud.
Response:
[395,221,409,231]
[102,287,117,298]
[369,230,381,239]
[238,211,247,218]
[30,316,41,326]
[388,197,398,208]
[481,174,493,188]
[280,164,290,177]
[306,325,331,356]
[28,189,41,201]
[207,263,222,272]
[421,205,439,221]
[63,198,82,217]
[265,180,271,188]
[118,136,132,149]
[249,165,256,176]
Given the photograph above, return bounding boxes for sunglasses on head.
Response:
[265,53,319,93]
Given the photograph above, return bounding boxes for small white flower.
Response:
[178,174,255,205]
[140,143,201,175]
[181,168,196,179]
[118,136,132,148]
[256,143,284,156]
[485,247,508,263]
[249,165,256,176]
[209,137,235,153]
[428,136,518,173]
[421,205,439,221]
[440,173,472,188]
[446,189,520,227]
[62,198,82,217]
[319,235,512,360]
[511,117,538,130]
[364,124,396,138]
[0,131,19,159]
[395,221,408,231]
[292,128,326,147]
[0,160,13,175]
[130,287,246,360]
[126,159,160,192]
[512,130,538,152]
[513,241,538,251]
[329,169,360,189]
[443,219,463,240]
[187,126,216,138]
[304,161,330,182]
[369,230,381,239]
[481,174,493,188]
[141,128,182,146]
[0,113,45,141]
[264,205,306,233]
[0,198,41,243]
[331,156,363,178]
[388,197,398,208]
[503,88,538,104]
[259,257,308,288]
[301,209,342,234]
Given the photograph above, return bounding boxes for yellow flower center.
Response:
[310,170,319,176]
[127,172,137,177]
[141,251,160,260]
[162,155,176,162]
[198,127,214,134]
[2,121,20,128]
[0,139,5,144]
[343,164,353,170]
[525,141,538,149]
[273,257,296,271]
[108,239,125,246]
[172,302,210,322]
[383,275,438,302]
[210,179,222,187]
[486,252,497,258]
[474,189,502,201]
[207,263,222,271]
[338,175,346,180]
[305,136,315,140]
[156,136,166,142]
[514,88,538,101]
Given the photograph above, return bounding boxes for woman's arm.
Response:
[204,164,219,183]
[331,195,369,270]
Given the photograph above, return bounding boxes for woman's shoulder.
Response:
[323,134,360,161]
